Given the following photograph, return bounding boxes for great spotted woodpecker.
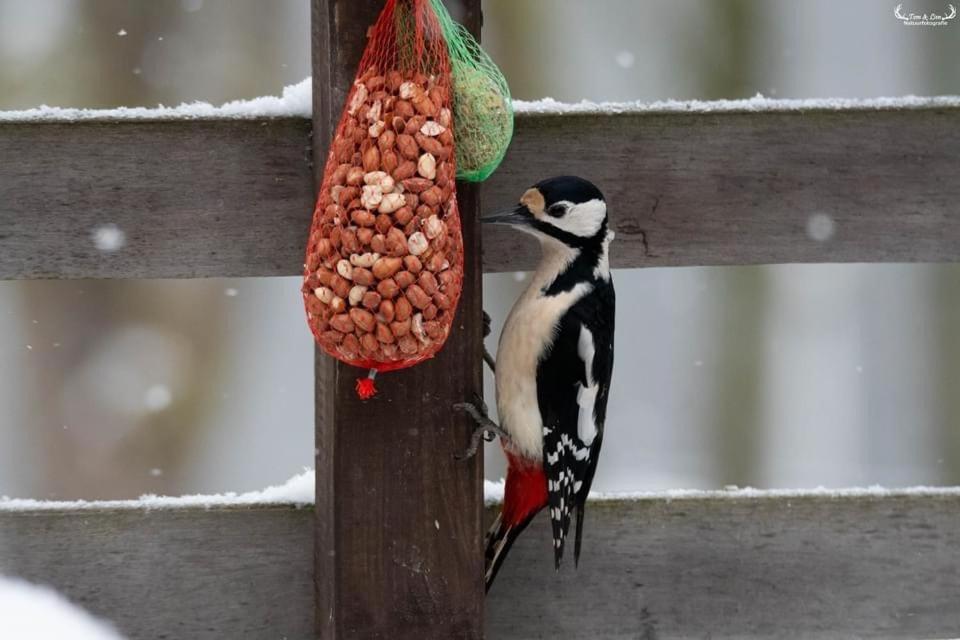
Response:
[456,175,615,591]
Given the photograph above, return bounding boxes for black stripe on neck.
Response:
[538,219,609,297]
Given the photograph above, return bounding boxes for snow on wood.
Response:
[0,469,313,512]
[512,93,960,115]
[4,469,959,511]
[2,78,958,123]
[0,79,312,122]
[0,577,126,640]
[484,479,960,504]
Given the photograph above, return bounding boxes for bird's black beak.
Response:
[481,204,533,227]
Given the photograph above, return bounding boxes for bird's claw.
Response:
[452,396,510,460]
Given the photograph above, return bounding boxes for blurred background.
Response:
[1,0,959,499]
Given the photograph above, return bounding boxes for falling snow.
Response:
[615,50,635,69]
[224,288,239,297]
[116,29,127,36]
[92,224,126,252]
[143,384,172,412]
[806,213,835,242]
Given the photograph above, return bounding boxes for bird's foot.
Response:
[453,394,510,460]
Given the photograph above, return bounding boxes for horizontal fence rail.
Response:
[2,495,959,639]
[1,106,958,280]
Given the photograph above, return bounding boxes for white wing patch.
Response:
[576,325,599,445]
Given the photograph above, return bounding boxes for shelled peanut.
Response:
[303,66,463,364]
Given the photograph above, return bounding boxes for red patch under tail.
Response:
[501,450,548,528]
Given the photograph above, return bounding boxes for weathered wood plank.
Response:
[2,107,958,280]
[0,506,314,640]
[0,118,313,279]
[311,1,484,639]
[3,496,958,639]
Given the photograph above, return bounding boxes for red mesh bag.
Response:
[303,0,463,399]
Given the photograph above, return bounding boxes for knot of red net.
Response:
[355,370,378,400]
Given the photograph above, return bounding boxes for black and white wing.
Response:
[537,279,615,567]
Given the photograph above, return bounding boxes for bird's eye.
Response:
[546,204,567,218]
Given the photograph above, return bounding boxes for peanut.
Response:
[362,144,380,172]
[403,255,422,274]
[362,291,382,310]
[330,314,355,333]
[395,297,413,322]
[405,284,431,310]
[398,334,419,355]
[394,206,414,226]
[378,299,395,323]
[372,256,403,279]
[361,332,379,353]
[390,318,411,338]
[396,134,419,160]
[348,285,367,307]
[349,308,376,333]
[417,153,436,180]
[418,271,438,295]
[377,278,399,299]
[351,267,374,287]
[394,270,416,289]
[407,232,429,256]
[376,322,396,344]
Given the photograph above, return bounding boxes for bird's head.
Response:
[483,176,609,250]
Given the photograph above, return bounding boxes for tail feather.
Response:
[484,511,537,592]
[573,501,586,567]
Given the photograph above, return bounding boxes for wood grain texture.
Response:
[0,507,314,640]
[2,107,957,280]
[311,1,484,638]
[0,118,313,279]
[3,496,959,639]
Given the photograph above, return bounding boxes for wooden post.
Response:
[312,1,484,638]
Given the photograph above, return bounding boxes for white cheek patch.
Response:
[541,199,607,238]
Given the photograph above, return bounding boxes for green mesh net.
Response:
[430,0,513,182]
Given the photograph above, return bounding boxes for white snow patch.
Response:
[0,78,312,122]
[0,468,314,511]
[484,479,505,504]
[0,576,126,640]
[2,80,958,123]
[513,93,960,115]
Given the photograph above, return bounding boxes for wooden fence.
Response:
[1,0,960,638]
